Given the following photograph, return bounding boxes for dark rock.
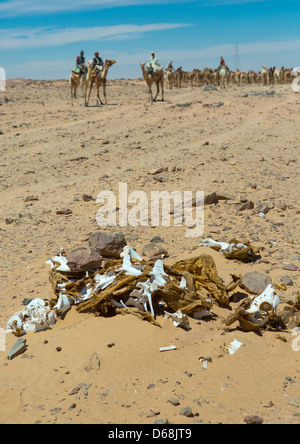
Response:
[142,244,168,259]
[244,415,264,425]
[151,236,165,244]
[256,202,273,214]
[168,398,180,406]
[56,209,72,215]
[240,272,273,295]
[179,406,194,417]
[204,86,217,91]
[7,338,27,360]
[204,192,219,205]
[67,247,103,272]
[282,263,298,271]
[236,201,254,211]
[280,276,293,286]
[89,232,127,259]
[82,194,94,202]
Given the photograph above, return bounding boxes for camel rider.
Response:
[76,51,87,75]
[166,61,174,72]
[92,52,104,74]
[146,52,163,76]
[219,56,229,72]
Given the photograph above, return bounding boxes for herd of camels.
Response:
[69,60,296,106]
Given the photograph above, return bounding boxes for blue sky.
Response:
[0,0,300,79]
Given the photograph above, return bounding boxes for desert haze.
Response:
[0,76,299,425]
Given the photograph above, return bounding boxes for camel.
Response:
[165,70,175,89]
[218,66,226,89]
[85,59,116,106]
[69,66,90,106]
[140,63,164,102]
[261,66,269,86]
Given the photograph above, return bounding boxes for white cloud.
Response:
[0,0,269,17]
[0,23,191,51]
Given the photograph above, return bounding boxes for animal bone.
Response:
[130,279,157,318]
[46,254,71,273]
[245,284,280,315]
[226,339,243,355]
[150,260,168,286]
[119,247,143,276]
[6,295,71,336]
[164,310,190,330]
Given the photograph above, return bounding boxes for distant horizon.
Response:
[0,0,299,80]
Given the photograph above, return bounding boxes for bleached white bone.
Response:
[164,310,190,330]
[226,339,243,355]
[129,279,157,318]
[46,254,71,273]
[6,296,71,335]
[119,247,143,276]
[94,271,116,291]
[180,277,187,290]
[198,238,249,255]
[150,260,168,286]
[245,284,280,315]
[160,345,177,352]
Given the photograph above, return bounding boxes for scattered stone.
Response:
[204,192,219,206]
[204,86,217,91]
[5,218,16,225]
[89,353,101,371]
[67,247,103,273]
[288,398,300,408]
[256,202,272,214]
[142,244,168,259]
[244,415,264,424]
[82,194,94,202]
[179,406,194,417]
[216,192,234,201]
[23,298,35,306]
[151,236,165,244]
[7,338,27,360]
[69,386,81,396]
[282,263,298,271]
[262,400,274,409]
[240,272,273,295]
[280,276,294,286]
[88,232,127,259]
[154,419,170,424]
[236,201,254,212]
[168,398,180,406]
[56,347,62,352]
[56,209,72,215]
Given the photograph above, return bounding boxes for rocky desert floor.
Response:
[0,77,299,425]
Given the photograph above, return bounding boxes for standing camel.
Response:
[85,59,116,106]
[218,66,226,89]
[140,63,164,102]
[69,66,90,106]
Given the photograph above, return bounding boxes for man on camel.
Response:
[146,52,163,77]
[76,51,87,76]
[166,60,174,73]
[92,52,104,78]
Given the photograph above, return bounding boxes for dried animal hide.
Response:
[225,285,283,332]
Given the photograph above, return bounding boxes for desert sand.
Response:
[0,77,299,424]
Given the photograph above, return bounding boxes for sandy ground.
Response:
[0,77,299,424]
